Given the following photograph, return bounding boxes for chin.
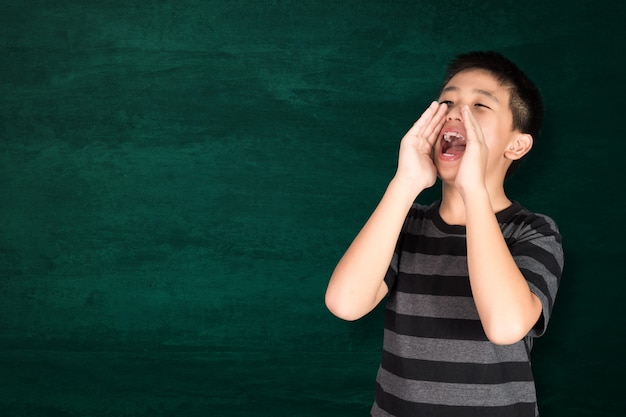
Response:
[435,162,460,184]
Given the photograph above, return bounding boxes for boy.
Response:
[325,51,564,416]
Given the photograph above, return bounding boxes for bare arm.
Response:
[325,102,447,321]
[464,191,542,344]
[457,106,542,344]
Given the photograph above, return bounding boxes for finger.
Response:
[409,101,447,143]
[423,103,448,145]
[405,101,440,136]
[461,105,483,143]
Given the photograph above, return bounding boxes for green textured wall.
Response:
[1,1,623,416]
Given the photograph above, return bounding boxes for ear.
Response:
[504,133,533,161]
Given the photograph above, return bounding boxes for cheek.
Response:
[466,112,489,134]
[478,127,504,153]
[472,118,498,142]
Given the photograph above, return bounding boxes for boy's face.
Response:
[434,69,519,184]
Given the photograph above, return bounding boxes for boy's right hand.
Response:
[326,103,447,321]
[394,101,447,196]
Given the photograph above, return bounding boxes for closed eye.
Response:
[438,100,492,111]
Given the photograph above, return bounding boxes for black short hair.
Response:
[441,51,544,178]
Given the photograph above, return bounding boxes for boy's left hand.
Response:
[456,105,489,197]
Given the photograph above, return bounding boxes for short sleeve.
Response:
[508,214,564,338]
[384,252,398,292]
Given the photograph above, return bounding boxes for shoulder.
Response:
[407,200,438,218]
[403,200,442,234]
[500,203,562,244]
[500,204,564,276]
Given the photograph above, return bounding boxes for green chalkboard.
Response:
[1,1,624,416]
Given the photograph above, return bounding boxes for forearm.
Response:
[325,178,420,321]
[326,101,446,321]
[464,191,542,344]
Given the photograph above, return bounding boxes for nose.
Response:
[446,104,462,121]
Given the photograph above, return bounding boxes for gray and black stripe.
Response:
[371,201,564,417]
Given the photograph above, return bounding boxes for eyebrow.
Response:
[441,86,500,103]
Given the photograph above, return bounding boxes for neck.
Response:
[439,182,512,226]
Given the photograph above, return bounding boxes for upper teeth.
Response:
[443,132,464,142]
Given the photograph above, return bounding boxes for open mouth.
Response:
[441,131,466,158]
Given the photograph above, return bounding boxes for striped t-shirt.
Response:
[371,201,564,417]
